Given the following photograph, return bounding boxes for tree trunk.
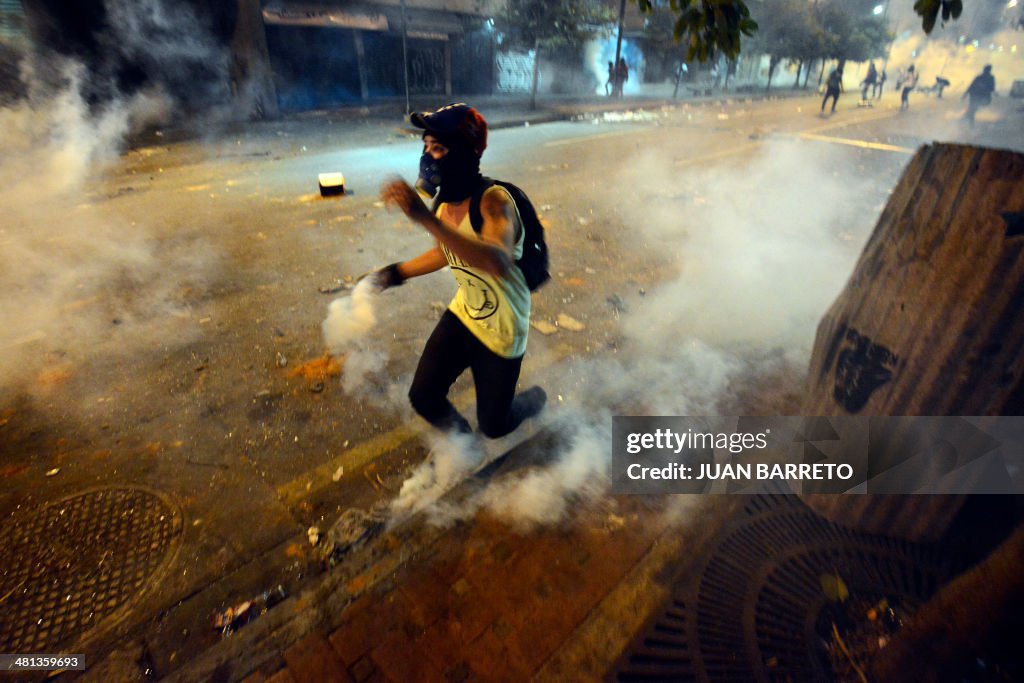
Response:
[529,39,540,111]
[793,59,802,88]
[766,55,779,92]
[673,56,684,99]
[818,60,826,86]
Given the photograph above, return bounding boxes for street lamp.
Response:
[873,5,885,15]
[878,0,895,79]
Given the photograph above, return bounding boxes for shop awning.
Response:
[262,3,469,38]
[262,4,389,30]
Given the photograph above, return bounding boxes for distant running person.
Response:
[963,65,996,126]
[821,66,843,114]
[900,65,919,111]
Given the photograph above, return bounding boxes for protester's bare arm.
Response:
[396,246,447,280]
[477,189,518,259]
[381,178,514,278]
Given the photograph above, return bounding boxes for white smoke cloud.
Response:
[104,0,225,67]
[101,0,232,116]
[888,28,1024,94]
[470,414,608,529]
[320,279,411,407]
[1,60,170,196]
[390,430,485,523]
[624,139,871,358]
[0,54,213,404]
[322,280,378,354]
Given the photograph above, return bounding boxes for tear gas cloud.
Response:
[322,280,378,355]
[0,3,224,404]
[620,139,879,358]
[321,279,404,406]
[105,0,225,68]
[885,28,1024,98]
[102,0,232,114]
[0,75,215,398]
[864,0,1024,107]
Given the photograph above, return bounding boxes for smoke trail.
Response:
[320,278,409,407]
[322,280,378,355]
[390,430,484,523]
[469,413,608,530]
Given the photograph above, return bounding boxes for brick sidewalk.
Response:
[240,498,671,682]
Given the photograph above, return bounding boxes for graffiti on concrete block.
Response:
[830,323,899,413]
[496,51,534,93]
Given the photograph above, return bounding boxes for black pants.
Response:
[821,88,840,112]
[409,310,523,438]
[964,99,983,125]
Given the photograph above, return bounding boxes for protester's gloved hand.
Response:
[360,262,405,291]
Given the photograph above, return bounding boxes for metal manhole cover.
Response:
[0,487,181,653]
[614,494,954,682]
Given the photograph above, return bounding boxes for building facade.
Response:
[260,1,501,111]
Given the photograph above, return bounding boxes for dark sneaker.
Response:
[511,386,547,424]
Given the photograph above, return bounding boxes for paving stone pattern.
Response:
[248,500,666,682]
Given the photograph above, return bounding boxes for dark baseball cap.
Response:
[410,103,488,157]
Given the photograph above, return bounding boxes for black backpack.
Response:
[433,178,551,291]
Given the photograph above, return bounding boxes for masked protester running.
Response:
[963,65,996,127]
[376,104,546,439]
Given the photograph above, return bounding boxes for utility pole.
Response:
[400,0,410,114]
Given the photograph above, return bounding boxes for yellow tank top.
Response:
[439,185,531,358]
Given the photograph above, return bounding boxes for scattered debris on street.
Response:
[531,320,558,335]
[556,313,585,331]
[319,501,390,566]
[210,585,288,636]
[288,355,343,382]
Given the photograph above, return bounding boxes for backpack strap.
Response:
[431,178,495,234]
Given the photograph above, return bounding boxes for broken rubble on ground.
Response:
[319,500,391,566]
[531,320,558,335]
[556,313,586,332]
[210,585,288,637]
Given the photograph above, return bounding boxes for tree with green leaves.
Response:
[634,0,758,62]
[635,1,694,93]
[814,0,890,70]
[914,0,963,33]
[497,0,612,109]
[632,0,969,66]
[745,0,821,91]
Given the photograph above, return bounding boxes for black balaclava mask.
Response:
[418,134,482,204]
